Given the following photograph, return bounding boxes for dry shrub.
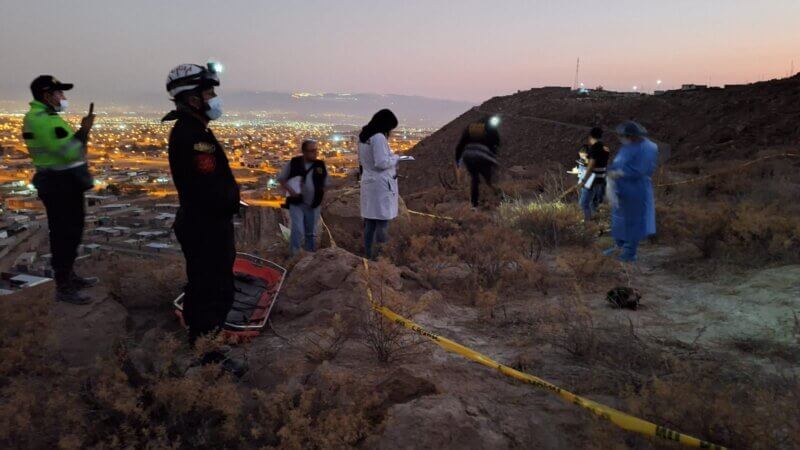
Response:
[656,202,732,258]
[251,365,382,449]
[624,364,800,450]
[149,369,244,446]
[0,290,50,377]
[0,378,87,449]
[557,248,612,287]
[359,263,426,363]
[304,313,352,363]
[658,201,800,264]
[437,224,549,294]
[499,197,592,249]
[382,214,462,268]
[533,297,677,392]
[475,288,499,320]
[529,296,800,449]
[727,335,800,365]
[727,201,800,262]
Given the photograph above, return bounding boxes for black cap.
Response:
[30,75,74,97]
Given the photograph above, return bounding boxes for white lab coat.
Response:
[359,133,400,220]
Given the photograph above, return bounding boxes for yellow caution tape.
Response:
[656,152,799,188]
[406,209,456,221]
[362,259,727,449]
[320,215,337,249]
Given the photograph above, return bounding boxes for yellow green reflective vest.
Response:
[22,100,85,170]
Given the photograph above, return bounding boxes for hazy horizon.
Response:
[1,0,798,105]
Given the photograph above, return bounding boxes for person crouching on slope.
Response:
[359,109,400,260]
[455,116,501,209]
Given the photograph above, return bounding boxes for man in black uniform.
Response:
[163,62,244,375]
[577,127,610,221]
[454,116,501,208]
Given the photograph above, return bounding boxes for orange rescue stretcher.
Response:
[174,253,287,341]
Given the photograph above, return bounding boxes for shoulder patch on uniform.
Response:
[194,153,216,174]
[193,142,215,153]
[54,127,69,139]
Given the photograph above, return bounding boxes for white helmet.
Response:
[165,62,221,98]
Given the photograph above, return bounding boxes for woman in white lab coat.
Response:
[358,109,399,259]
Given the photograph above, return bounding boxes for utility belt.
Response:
[33,161,94,192]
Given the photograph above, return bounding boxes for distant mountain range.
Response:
[0,90,475,127]
[221,92,475,127]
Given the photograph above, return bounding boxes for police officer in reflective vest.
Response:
[162,63,245,375]
[23,75,98,304]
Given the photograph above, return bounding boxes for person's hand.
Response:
[80,102,95,131]
[577,182,585,190]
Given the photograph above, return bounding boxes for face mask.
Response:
[54,99,68,112]
[205,97,223,120]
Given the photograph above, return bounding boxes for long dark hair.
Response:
[359,109,398,143]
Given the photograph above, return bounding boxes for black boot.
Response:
[55,271,91,305]
[70,272,99,290]
[200,351,248,378]
[56,287,92,305]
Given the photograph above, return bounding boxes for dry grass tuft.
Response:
[499,197,593,250]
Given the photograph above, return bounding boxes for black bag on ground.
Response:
[606,287,641,310]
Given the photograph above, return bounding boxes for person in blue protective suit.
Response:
[603,121,658,262]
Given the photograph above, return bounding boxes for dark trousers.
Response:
[174,211,236,343]
[592,179,606,208]
[465,161,495,207]
[33,170,86,290]
[364,219,389,259]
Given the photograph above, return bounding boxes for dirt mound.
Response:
[322,187,409,252]
[275,247,405,327]
[403,75,800,194]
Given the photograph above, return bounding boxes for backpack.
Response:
[606,287,641,310]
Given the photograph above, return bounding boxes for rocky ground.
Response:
[3,192,796,449]
[3,76,800,449]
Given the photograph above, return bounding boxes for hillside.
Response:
[402,75,800,194]
[3,78,800,450]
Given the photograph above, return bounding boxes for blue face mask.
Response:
[205,97,223,120]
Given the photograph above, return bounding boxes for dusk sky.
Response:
[1,0,798,104]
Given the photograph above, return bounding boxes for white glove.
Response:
[607,170,624,180]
